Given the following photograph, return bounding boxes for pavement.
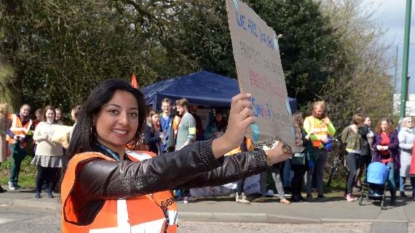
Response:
[1,186,415,226]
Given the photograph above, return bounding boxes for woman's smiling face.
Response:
[94,90,139,156]
[380,120,388,132]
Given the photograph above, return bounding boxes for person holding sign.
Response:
[61,79,293,233]
[303,101,336,199]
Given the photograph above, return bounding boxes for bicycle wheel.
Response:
[327,158,340,187]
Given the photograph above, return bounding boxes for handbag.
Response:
[12,141,26,161]
[291,150,306,165]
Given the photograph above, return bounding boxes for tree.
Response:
[317,0,393,129]
[0,0,172,112]
[0,0,391,127]
[0,60,19,111]
[243,0,341,104]
[163,0,342,105]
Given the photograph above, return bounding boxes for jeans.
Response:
[386,162,396,190]
[410,177,415,197]
[282,160,293,188]
[291,164,307,196]
[305,165,314,195]
[357,155,371,183]
[236,178,246,195]
[400,176,406,192]
[345,153,360,194]
[8,144,26,185]
[313,148,328,195]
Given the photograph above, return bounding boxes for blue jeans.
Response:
[282,160,293,188]
[400,176,406,192]
[386,162,396,190]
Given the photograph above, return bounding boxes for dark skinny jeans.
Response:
[346,152,360,194]
[410,177,415,197]
[237,179,246,195]
[291,164,307,196]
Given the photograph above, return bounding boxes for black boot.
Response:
[0,185,6,193]
[391,190,397,204]
[291,195,302,202]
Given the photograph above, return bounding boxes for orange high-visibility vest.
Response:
[172,116,181,138]
[303,116,330,148]
[6,114,32,144]
[61,150,178,233]
[225,138,254,156]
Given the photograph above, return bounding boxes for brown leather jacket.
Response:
[70,139,269,224]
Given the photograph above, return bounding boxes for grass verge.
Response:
[0,156,37,188]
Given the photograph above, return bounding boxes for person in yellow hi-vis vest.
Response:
[303,101,336,199]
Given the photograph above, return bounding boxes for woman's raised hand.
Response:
[212,93,255,158]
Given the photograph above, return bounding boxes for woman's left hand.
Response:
[264,141,292,165]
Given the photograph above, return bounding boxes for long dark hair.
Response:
[64,79,147,171]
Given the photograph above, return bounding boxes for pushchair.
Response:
[359,162,390,210]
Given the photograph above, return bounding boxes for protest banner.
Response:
[226,0,301,152]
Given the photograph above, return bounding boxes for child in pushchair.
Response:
[359,162,390,209]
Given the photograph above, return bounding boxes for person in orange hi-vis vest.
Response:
[61,79,293,233]
[303,101,336,199]
[6,104,32,191]
[172,115,181,140]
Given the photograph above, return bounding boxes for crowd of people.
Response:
[2,79,415,231]
[139,96,415,207]
[0,103,81,197]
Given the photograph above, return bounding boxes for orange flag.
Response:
[131,73,139,89]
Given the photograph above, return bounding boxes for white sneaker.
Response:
[183,197,189,204]
[8,182,15,191]
[236,193,250,204]
[238,197,250,204]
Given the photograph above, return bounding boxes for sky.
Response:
[371,0,415,94]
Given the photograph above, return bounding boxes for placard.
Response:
[226,0,300,152]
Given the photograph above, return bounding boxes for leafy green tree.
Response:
[163,0,236,77]
[0,0,391,127]
[244,0,341,104]
[317,0,393,130]
[164,0,341,105]
[0,0,175,113]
